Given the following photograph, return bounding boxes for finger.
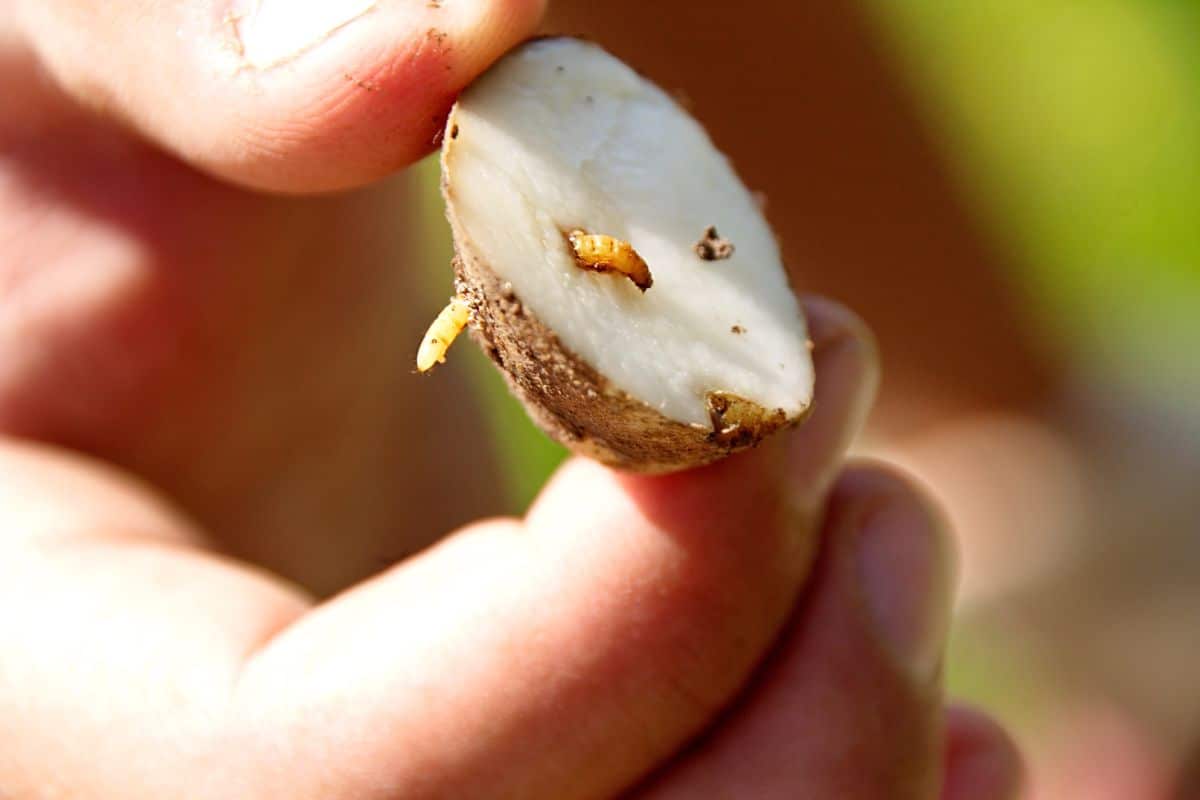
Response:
[0,438,314,798]
[631,462,956,799]
[15,0,545,191]
[942,705,1024,800]
[787,295,879,508]
[230,298,878,799]
[0,300,873,797]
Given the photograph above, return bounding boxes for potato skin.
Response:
[450,246,799,473]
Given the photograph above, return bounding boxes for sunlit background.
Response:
[411,3,1200,797]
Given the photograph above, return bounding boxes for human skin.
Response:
[1,1,1020,797]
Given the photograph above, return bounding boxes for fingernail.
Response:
[856,495,953,683]
[238,0,377,68]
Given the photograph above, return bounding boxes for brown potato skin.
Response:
[449,245,802,473]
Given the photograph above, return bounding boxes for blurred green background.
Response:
[871,0,1200,431]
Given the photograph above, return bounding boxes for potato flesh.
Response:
[444,39,813,429]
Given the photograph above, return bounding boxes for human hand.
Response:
[1,1,1020,796]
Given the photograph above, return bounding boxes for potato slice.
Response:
[437,37,814,473]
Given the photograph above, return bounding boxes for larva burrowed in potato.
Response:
[566,230,654,291]
[420,37,814,473]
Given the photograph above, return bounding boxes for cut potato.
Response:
[436,37,814,473]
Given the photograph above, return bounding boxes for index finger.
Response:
[15,0,545,191]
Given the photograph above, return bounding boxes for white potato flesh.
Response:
[444,38,813,428]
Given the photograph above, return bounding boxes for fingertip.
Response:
[524,299,881,594]
[614,440,789,533]
[525,439,797,578]
[440,0,548,83]
[221,0,547,191]
[23,0,547,192]
[628,462,957,799]
[828,460,951,542]
[943,705,1025,800]
[800,293,880,363]
[787,296,881,506]
[814,462,957,690]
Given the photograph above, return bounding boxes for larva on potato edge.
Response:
[416,297,471,373]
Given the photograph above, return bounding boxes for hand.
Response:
[1,1,1020,797]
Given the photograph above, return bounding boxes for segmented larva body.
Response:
[567,230,653,291]
[416,297,471,373]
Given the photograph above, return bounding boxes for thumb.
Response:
[634,463,958,798]
[16,0,545,191]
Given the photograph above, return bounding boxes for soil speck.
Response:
[695,226,735,261]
